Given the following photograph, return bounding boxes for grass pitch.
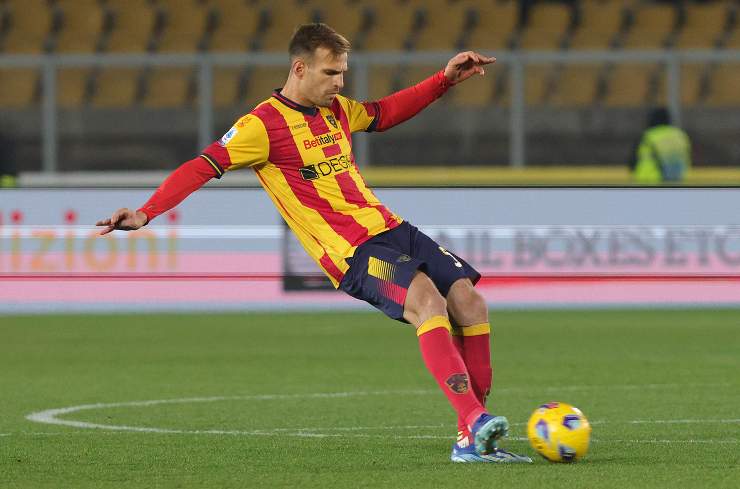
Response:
[0,309,738,488]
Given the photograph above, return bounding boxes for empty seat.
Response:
[519,2,573,50]
[213,67,248,107]
[362,0,424,51]
[465,0,518,51]
[1,0,53,53]
[90,68,142,107]
[705,64,740,107]
[315,0,372,48]
[621,2,679,49]
[368,65,401,100]
[674,1,730,49]
[0,69,38,107]
[258,0,321,52]
[550,64,602,107]
[104,0,159,52]
[245,67,286,107]
[54,0,106,53]
[208,0,265,52]
[603,63,658,107]
[448,69,498,107]
[412,0,471,51]
[141,68,195,108]
[57,68,94,108]
[156,0,212,52]
[570,0,628,49]
[525,64,557,105]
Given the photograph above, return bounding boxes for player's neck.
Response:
[280,81,314,109]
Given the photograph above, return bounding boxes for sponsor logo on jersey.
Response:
[299,154,351,180]
[218,127,238,146]
[292,122,308,130]
[303,132,342,150]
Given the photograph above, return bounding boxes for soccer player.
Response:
[96,23,531,464]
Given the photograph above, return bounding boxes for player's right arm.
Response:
[96,113,269,235]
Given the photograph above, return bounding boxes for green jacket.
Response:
[632,125,692,184]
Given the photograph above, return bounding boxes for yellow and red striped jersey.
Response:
[201,91,403,287]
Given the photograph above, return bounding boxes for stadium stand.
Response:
[674,0,732,49]
[411,0,472,51]
[57,68,94,108]
[602,63,658,107]
[155,0,212,53]
[621,0,680,49]
[0,0,55,54]
[0,1,738,114]
[54,0,107,53]
[141,67,196,108]
[549,64,602,107]
[705,64,740,106]
[103,0,159,53]
[315,0,373,48]
[518,1,574,50]
[361,0,424,51]
[208,0,267,52]
[0,68,38,107]
[569,0,628,49]
[89,68,142,108]
[257,0,322,52]
[465,0,519,51]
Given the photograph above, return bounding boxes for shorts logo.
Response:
[326,114,338,129]
[396,254,411,263]
[218,127,238,146]
[446,373,469,394]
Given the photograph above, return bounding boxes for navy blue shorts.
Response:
[339,221,481,322]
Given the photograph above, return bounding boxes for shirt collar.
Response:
[272,89,319,116]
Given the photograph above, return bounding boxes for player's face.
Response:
[303,47,347,107]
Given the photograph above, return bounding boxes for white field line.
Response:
[23,386,740,445]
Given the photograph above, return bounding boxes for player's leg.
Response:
[402,271,488,432]
[406,225,531,463]
[447,278,493,444]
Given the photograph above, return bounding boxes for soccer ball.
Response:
[527,402,591,462]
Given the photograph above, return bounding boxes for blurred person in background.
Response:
[630,107,692,184]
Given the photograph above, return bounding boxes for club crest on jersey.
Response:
[218,127,238,147]
[326,114,338,129]
[446,373,469,394]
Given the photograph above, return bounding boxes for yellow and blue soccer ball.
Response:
[527,402,592,462]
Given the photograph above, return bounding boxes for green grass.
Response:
[0,309,738,488]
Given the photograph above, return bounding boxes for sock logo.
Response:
[445,373,469,394]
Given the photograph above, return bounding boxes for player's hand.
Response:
[96,208,148,235]
[443,51,496,86]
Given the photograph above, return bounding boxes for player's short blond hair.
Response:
[289,23,351,60]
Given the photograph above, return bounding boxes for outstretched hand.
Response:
[96,208,148,235]
[443,51,496,86]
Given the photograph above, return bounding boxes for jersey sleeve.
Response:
[337,95,379,133]
[199,114,269,178]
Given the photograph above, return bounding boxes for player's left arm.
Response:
[362,51,495,132]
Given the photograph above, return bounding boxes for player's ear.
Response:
[291,57,307,79]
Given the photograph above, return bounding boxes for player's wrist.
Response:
[135,209,151,226]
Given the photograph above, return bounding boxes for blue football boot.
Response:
[450,414,533,463]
